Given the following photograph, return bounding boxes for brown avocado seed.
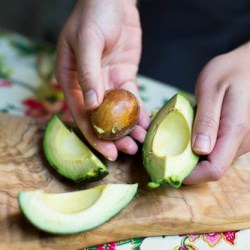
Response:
[91,89,140,140]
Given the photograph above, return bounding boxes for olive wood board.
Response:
[1,113,250,250]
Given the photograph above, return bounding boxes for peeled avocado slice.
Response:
[143,93,199,188]
[43,115,108,182]
[18,183,138,234]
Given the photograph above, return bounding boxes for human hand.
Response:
[183,42,250,184]
[56,0,150,161]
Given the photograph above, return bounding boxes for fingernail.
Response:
[193,134,211,153]
[84,89,98,108]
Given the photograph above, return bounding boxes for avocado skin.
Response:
[73,168,108,183]
[48,159,109,183]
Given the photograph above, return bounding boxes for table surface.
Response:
[1,28,250,250]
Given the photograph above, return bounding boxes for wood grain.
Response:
[1,113,250,250]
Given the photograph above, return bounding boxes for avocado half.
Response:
[43,115,108,182]
[142,93,199,188]
[18,183,138,234]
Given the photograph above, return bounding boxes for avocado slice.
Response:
[43,115,108,182]
[142,93,199,188]
[18,183,138,234]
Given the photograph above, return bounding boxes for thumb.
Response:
[75,27,105,110]
[192,85,224,155]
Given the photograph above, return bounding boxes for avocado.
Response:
[142,93,199,188]
[18,183,138,234]
[43,115,108,182]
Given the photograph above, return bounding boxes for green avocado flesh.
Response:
[43,115,108,182]
[142,93,199,188]
[18,183,138,234]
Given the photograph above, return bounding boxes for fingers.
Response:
[77,109,119,161]
[55,0,145,159]
[56,38,79,112]
[185,85,248,184]
[184,134,238,184]
[56,37,146,158]
[114,124,148,155]
[56,38,118,161]
[56,15,105,110]
[74,25,105,110]
[192,75,224,155]
[114,136,138,155]
[129,125,147,143]
[66,87,119,161]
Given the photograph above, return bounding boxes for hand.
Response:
[184,42,250,184]
[56,0,150,161]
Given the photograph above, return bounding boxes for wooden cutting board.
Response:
[1,113,250,250]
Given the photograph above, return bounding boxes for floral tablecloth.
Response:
[1,28,250,250]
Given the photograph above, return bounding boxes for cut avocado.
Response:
[18,183,138,234]
[43,115,108,182]
[142,93,199,188]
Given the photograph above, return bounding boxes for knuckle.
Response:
[76,31,84,46]
[78,68,93,87]
[195,114,218,130]
[75,25,87,43]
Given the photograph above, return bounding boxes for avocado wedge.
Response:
[142,93,199,188]
[18,183,138,234]
[43,115,108,182]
